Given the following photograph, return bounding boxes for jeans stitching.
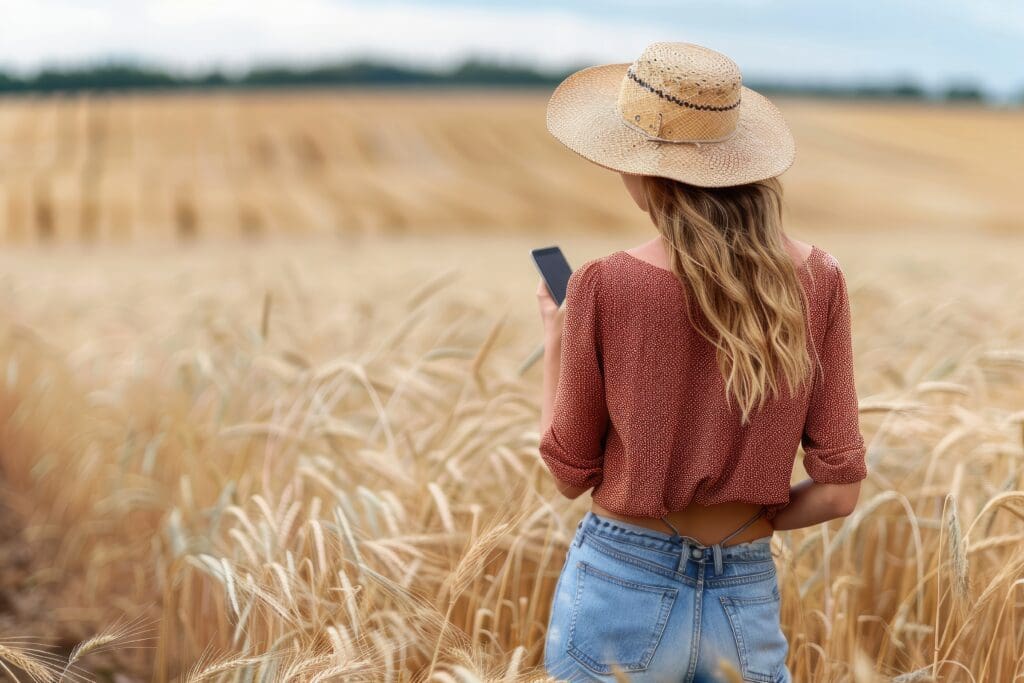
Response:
[587,517,677,543]
[576,559,681,594]
[720,598,774,683]
[705,566,777,589]
[567,560,678,674]
[723,586,781,605]
[724,556,775,564]
[586,520,773,558]
[584,532,778,589]
[719,595,783,682]
[567,560,582,667]
[642,587,676,670]
[687,560,705,681]
[583,530,682,557]
[588,528,773,563]
[583,533,698,587]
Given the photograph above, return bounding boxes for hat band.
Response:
[619,114,740,146]
[626,68,741,112]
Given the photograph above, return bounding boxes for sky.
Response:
[0,0,1021,98]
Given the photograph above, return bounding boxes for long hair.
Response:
[639,175,815,424]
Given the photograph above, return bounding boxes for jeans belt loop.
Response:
[712,543,724,576]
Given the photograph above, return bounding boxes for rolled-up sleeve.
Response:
[801,262,869,484]
[539,258,609,490]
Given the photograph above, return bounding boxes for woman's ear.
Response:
[619,173,649,212]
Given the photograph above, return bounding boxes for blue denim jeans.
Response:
[544,510,791,682]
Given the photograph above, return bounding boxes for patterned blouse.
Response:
[539,245,868,521]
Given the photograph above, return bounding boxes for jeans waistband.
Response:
[578,510,773,567]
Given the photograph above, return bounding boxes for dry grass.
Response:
[0,91,1020,242]
[0,230,1021,681]
[0,89,1022,681]
[0,614,149,682]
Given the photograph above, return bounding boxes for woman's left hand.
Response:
[536,278,565,341]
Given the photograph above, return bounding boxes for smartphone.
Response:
[531,246,573,308]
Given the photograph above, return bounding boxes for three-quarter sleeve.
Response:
[800,262,869,484]
[539,258,609,490]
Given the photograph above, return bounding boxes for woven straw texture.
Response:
[546,42,796,187]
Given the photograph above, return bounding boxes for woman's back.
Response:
[539,242,868,524]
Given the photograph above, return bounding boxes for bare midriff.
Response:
[590,499,774,547]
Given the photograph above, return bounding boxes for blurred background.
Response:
[1,0,1022,245]
[1,2,1023,681]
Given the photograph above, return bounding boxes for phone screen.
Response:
[531,246,573,307]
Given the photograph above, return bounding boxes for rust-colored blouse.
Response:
[539,245,868,521]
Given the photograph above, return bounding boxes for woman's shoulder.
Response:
[802,246,855,327]
[570,251,641,290]
[565,251,655,312]
[563,256,606,308]
[811,244,843,272]
[803,244,849,294]
[569,255,605,286]
[590,249,681,286]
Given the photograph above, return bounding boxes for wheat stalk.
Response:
[0,642,58,683]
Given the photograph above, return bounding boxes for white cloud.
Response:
[0,0,1018,96]
[0,0,654,72]
[0,0,890,79]
[961,0,1024,37]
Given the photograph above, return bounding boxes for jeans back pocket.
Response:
[719,583,788,683]
[567,560,677,674]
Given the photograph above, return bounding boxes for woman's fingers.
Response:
[537,278,562,331]
[537,278,557,307]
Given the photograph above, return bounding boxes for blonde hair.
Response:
[639,175,815,424]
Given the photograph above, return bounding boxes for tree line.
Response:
[0,57,1007,103]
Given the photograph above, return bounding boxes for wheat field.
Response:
[0,90,1023,682]
[0,90,1021,242]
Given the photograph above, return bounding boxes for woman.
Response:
[535,42,868,682]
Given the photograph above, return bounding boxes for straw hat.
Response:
[545,41,795,187]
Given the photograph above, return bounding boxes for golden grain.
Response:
[1,94,1023,681]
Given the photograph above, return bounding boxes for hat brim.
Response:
[545,63,796,188]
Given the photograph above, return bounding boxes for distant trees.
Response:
[0,57,1005,104]
[942,82,984,102]
[21,65,179,91]
[750,79,927,100]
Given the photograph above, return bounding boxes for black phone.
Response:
[531,246,573,308]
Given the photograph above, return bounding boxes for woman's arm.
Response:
[538,303,563,438]
[536,261,608,499]
[539,329,590,499]
[769,479,861,530]
[774,260,868,529]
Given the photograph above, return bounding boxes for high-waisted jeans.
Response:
[544,509,791,682]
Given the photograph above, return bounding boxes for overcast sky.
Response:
[0,0,1021,97]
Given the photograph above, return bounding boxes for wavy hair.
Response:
[639,175,815,424]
